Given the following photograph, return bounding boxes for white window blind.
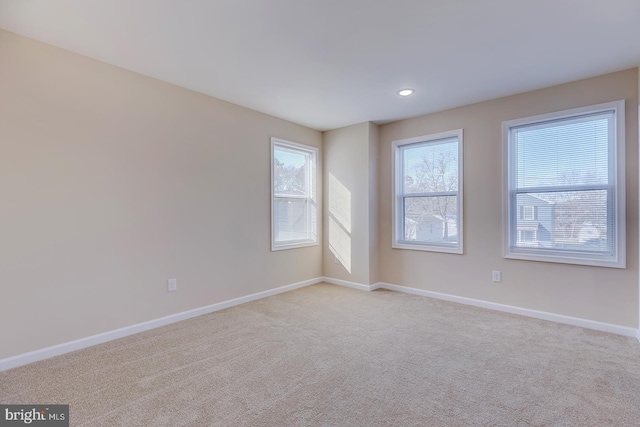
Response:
[504,101,625,268]
[271,138,318,251]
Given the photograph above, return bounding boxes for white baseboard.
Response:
[0,277,323,372]
[321,277,379,291]
[3,277,636,372]
[375,282,640,339]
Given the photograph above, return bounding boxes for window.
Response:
[503,100,625,268]
[392,129,463,253]
[271,138,318,250]
[522,205,535,220]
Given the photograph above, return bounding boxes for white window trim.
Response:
[392,129,464,254]
[502,100,626,268]
[271,137,319,251]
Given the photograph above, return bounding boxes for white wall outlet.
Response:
[334,255,339,264]
[167,278,177,292]
[492,271,502,283]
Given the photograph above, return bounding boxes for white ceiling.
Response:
[1,0,640,131]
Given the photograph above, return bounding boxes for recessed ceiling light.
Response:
[398,89,414,97]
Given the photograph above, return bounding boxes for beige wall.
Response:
[323,122,378,285]
[378,69,639,327]
[0,30,322,359]
[368,123,380,285]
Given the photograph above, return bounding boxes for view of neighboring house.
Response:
[403,192,606,251]
[515,194,606,250]
[515,194,554,247]
[405,213,458,244]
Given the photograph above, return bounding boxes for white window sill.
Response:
[504,251,625,269]
[272,240,319,251]
[393,241,463,254]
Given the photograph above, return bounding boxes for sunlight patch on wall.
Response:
[329,173,351,272]
[329,216,351,273]
[329,174,351,233]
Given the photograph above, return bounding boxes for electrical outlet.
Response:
[168,278,177,292]
[492,271,502,283]
[334,255,339,264]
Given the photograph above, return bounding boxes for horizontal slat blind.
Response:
[510,110,614,255]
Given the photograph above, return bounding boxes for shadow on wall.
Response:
[329,173,351,273]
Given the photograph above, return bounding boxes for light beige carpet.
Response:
[1,283,639,426]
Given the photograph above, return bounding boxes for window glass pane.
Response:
[403,138,458,193]
[403,196,458,244]
[514,191,611,254]
[274,198,309,243]
[514,113,611,189]
[274,147,308,196]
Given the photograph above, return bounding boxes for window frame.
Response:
[502,100,626,268]
[392,129,464,254]
[271,137,319,251]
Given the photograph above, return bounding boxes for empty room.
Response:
[1,1,640,426]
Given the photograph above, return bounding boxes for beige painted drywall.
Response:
[323,122,378,285]
[368,123,380,285]
[379,68,639,327]
[0,30,322,359]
